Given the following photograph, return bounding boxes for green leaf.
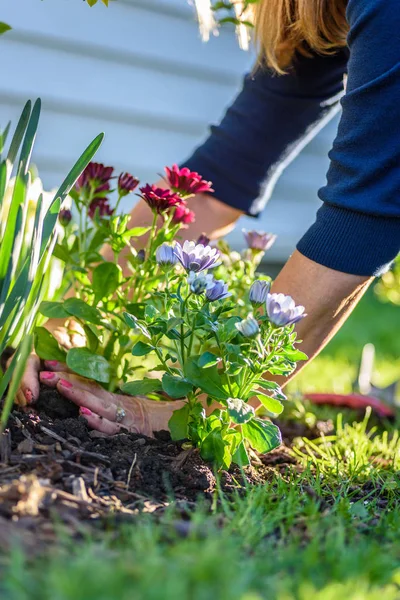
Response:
[122,378,163,396]
[34,327,67,362]
[198,351,220,369]
[125,226,151,238]
[168,404,189,440]
[162,374,193,399]
[145,304,159,320]
[184,356,229,400]
[92,262,121,302]
[227,398,255,424]
[283,347,308,362]
[39,301,69,320]
[52,243,73,263]
[232,441,250,467]
[123,312,151,339]
[64,298,103,325]
[254,379,287,401]
[67,348,111,383]
[200,429,228,467]
[0,23,11,35]
[124,303,146,320]
[243,418,282,454]
[1,334,31,432]
[131,341,153,356]
[256,392,284,415]
[83,324,99,353]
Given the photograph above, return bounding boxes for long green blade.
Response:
[0,121,10,158]
[0,334,32,432]
[6,100,31,174]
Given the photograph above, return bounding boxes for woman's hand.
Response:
[10,319,86,407]
[40,365,184,437]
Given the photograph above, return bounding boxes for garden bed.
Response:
[0,388,333,554]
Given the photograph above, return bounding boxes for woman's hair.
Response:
[250,0,349,73]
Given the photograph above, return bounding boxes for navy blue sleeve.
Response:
[297,0,400,276]
[183,49,347,216]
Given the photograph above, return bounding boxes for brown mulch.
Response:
[0,386,332,553]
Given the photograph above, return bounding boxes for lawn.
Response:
[1,289,400,600]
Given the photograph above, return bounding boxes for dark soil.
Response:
[0,386,330,553]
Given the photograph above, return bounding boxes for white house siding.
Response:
[0,0,339,262]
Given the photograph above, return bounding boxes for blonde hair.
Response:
[251,0,349,73]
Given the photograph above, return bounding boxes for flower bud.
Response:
[59,209,72,227]
[235,314,260,338]
[118,172,139,196]
[137,249,146,263]
[249,280,270,307]
[243,229,277,252]
[188,271,214,295]
[196,233,210,246]
[206,279,231,302]
[156,243,178,267]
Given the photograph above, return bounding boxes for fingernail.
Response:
[46,361,58,367]
[59,379,73,389]
[41,371,55,380]
[80,407,92,416]
[24,389,33,404]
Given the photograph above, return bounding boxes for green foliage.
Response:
[33,157,305,467]
[0,100,102,429]
[0,22,11,35]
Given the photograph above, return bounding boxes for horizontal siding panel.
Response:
[1,0,252,77]
[0,40,242,126]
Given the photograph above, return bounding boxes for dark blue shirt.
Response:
[183,0,400,276]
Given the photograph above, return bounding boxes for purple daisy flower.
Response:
[206,279,231,302]
[249,280,271,307]
[265,293,306,327]
[243,229,277,252]
[174,240,220,273]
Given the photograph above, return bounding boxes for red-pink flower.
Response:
[165,165,214,196]
[139,184,181,214]
[172,203,196,225]
[88,198,114,219]
[76,162,114,199]
[118,172,139,196]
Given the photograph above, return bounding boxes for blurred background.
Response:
[0,0,340,263]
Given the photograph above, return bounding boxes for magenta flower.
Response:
[59,209,72,227]
[88,198,114,219]
[174,240,220,273]
[165,164,214,196]
[140,184,181,214]
[172,203,196,225]
[265,293,306,327]
[243,229,277,252]
[118,172,139,196]
[76,162,114,195]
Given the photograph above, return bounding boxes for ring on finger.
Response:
[115,406,126,423]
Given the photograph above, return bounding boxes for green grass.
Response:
[2,290,400,600]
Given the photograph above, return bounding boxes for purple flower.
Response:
[88,198,113,219]
[139,184,181,214]
[249,280,270,307]
[59,209,72,227]
[188,271,215,295]
[174,240,220,273]
[156,243,178,267]
[118,172,139,196]
[206,279,231,302]
[165,164,214,197]
[243,229,277,252]
[76,162,114,196]
[235,314,260,338]
[196,233,210,246]
[265,293,306,327]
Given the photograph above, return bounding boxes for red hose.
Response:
[303,393,395,418]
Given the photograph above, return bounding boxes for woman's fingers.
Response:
[79,408,122,435]
[40,370,113,402]
[9,353,41,406]
[56,378,119,421]
[43,360,71,373]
